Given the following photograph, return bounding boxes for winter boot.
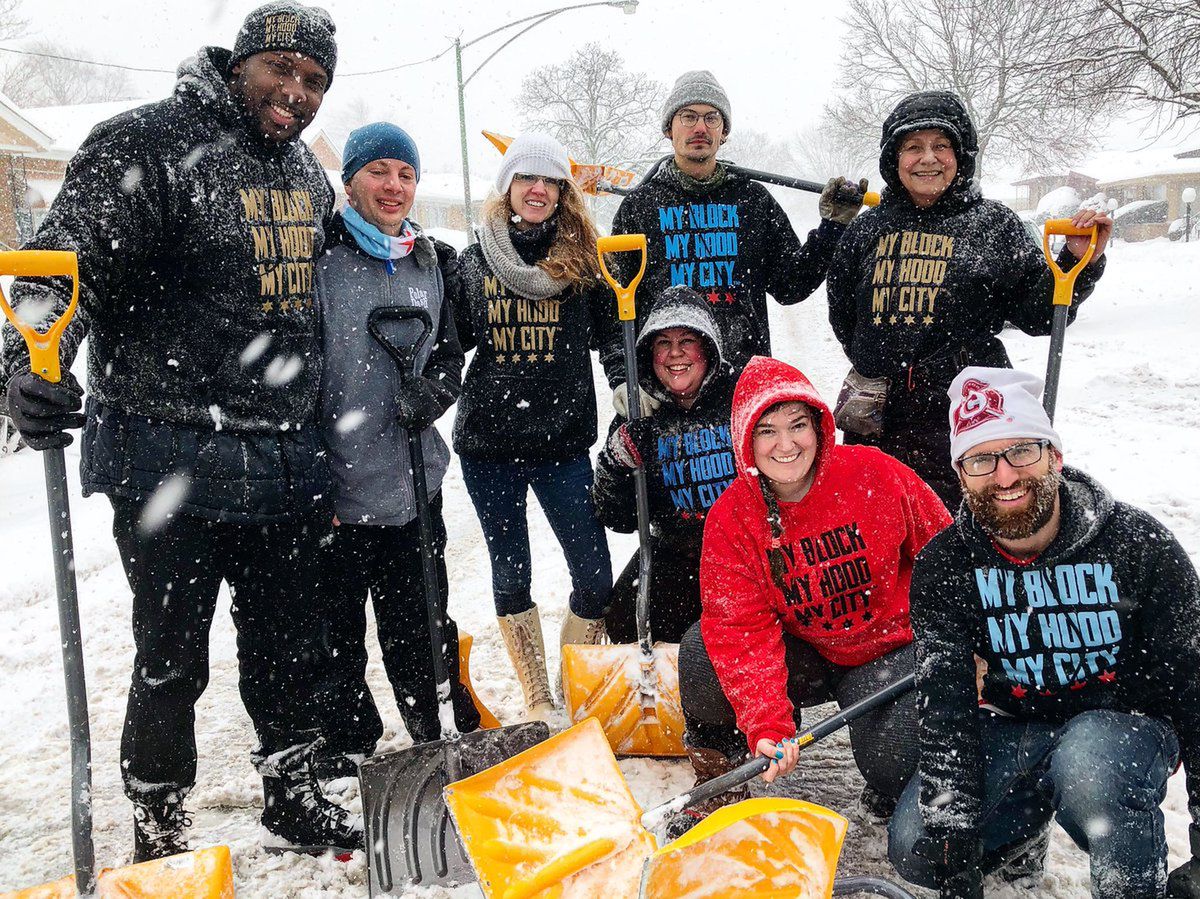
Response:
[258,738,364,855]
[997,827,1049,888]
[662,735,750,842]
[557,610,608,700]
[132,793,192,863]
[497,608,556,722]
[857,783,898,822]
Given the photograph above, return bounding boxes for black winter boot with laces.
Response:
[132,793,192,863]
[256,736,363,855]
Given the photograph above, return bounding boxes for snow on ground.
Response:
[1,236,1197,897]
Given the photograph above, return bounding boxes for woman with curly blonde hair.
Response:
[451,132,613,720]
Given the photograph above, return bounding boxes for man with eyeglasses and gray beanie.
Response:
[602,69,866,415]
[888,366,1200,899]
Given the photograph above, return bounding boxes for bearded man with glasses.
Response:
[887,366,1200,899]
[601,69,866,417]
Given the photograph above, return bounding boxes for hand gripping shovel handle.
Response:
[1041,219,1098,423]
[0,250,95,895]
[640,672,916,830]
[596,235,655,661]
[367,307,463,761]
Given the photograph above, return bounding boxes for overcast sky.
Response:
[11,0,854,183]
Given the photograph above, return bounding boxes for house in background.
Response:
[0,94,489,249]
[1010,124,1200,241]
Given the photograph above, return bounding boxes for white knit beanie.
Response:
[494,132,572,194]
[948,367,1062,465]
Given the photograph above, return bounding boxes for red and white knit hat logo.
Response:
[952,377,1005,435]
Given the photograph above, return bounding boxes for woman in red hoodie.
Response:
[671,355,951,837]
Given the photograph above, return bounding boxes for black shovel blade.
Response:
[360,721,550,896]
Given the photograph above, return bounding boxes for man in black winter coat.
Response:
[889,367,1200,899]
[1,2,361,860]
[826,90,1111,507]
[603,69,863,415]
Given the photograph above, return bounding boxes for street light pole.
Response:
[453,1,638,242]
[1184,187,1196,243]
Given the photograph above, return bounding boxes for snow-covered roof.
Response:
[415,172,495,204]
[1015,118,1200,187]
[22,99,151,152]
[0,89,57,150]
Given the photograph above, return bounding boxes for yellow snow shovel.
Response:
[446,677,921,899]
[0,846,236,899]
[1041,218,1098,423]
[444,718,846,899]
[559,234,685,758]
[459,632,502,730]
[482,130,639,196]
[0,251,235,899]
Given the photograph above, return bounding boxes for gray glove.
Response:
[819,176,869,225]
[612,382,661,418]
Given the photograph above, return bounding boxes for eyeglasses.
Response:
[512,173,566,190]
[957,440,1051,477]
[675,110,724,129]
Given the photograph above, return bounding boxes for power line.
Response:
[0,42,455,78]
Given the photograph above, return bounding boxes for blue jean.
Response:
[460,453,613,619]
[888,709,1180,899]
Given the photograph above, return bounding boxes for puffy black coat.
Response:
[1,47,336,521]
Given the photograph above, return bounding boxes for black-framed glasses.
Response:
[675,110,724,129]
[958,440,1051,477]
[512,172,566,190]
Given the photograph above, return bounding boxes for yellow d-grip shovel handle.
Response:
[596,234,647,322]
[0,250,80,383]
[1042,219,1097,308]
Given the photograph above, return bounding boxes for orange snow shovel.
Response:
[1041,218,1098,423]
[458,632,502,730]
[560,234,685,758]
[482,130,638,196]
[444,718,846,899]
[0,251,234,898]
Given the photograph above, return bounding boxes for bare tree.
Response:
[722,127,801,175]
[0,0,27,42]
[829,0,1114,178]
[517,43,666,170]
[792,120,879,184]
[1,40,136,107]
[1049,0,1200,120]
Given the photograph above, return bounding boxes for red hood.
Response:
[731,356,837,490]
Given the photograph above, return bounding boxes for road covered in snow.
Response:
[1,236,1197,897]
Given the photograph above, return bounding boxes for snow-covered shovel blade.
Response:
[639,798,847,899]
[359,721,550,895]
[1,846,236,899]
[561,234,686,758]
[444,718,657,899]
[562,643,686,756]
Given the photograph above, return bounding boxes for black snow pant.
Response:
[678,621,919,800]
[606,532,702,645]
[313,493,480,753]
[111,496,328,804]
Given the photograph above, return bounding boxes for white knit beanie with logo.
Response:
[494,132,572,194]
[947,367,1062,465]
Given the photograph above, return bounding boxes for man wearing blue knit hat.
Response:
[311,123,480,776]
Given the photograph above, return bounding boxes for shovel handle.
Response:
[641,673,916,828]
[0,250,80,383]
[724,165,881,208]
[596,234,647,322]
[1042,219,1097,307]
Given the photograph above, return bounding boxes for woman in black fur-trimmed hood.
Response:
[825,90,1112,507]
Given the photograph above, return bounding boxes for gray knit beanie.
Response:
[660,70,731,134]
[231,2,338,85]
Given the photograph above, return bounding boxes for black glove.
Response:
[819,176,869,225]
[914,833,983,899]
[5,369,86,450]
[395,376,455,431]
[1167,826,1200,897]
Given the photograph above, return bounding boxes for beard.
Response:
[963,467,1062,541]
